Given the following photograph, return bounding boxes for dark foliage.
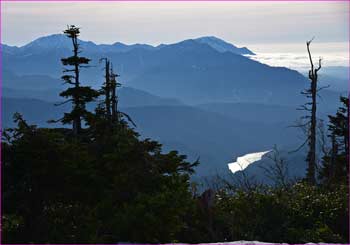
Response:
[53,25,99,135]
[2,113,198,243]
[212,182,348,243]
[319,96,349,186]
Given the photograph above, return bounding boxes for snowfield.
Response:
[228,150,271,174]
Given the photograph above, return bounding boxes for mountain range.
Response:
[3,34,254,56]
[3,34,344,107]
[2,34,346,180]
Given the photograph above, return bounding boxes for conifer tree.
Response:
[320,96,349,184]
[56,25,99,135]
[328,96,349,156]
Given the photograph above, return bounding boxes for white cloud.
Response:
[246,52,349,71]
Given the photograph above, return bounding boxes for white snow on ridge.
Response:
[228,150,271,174]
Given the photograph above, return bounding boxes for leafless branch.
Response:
[54,99,73,106]
[289,136,310,153]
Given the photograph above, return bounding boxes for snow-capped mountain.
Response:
[194,36,255,55]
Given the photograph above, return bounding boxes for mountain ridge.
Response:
[2,34,255,55]
[3,33,342,107]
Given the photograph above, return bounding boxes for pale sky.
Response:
[1,1,349,50]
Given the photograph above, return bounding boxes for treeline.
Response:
[1,26,349,243]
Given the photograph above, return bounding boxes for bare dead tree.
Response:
[296,38,323,184]
[100,58,112,119]
[98,61,136,128]
[260,146,290,188]
[110,67,121,123]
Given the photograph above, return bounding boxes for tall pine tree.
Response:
[56,25,99,135]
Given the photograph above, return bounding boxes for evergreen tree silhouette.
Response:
[55,25,99,135]
[320,96,349,185]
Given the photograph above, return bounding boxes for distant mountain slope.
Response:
[2,97,303,176]
[3,34,314,105]
[3,87,62,102]
[197,99,337,124]
[198,102,303,124]
[3,70,62,91]
[118,87,183,107]
[2,97,67,128]
[2,34,253,56]
[2,69,183,106]
[194,36,254,55]
[122,40,309,105]
[2,34,156,55]
[316,73,348,92]
[3,86,183,108]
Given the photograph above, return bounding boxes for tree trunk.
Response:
[105,60,111,119]
[305,39,321,185]
[307,76,317,184]
[73,36,81,135]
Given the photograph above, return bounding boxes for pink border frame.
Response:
[0,0,349,244]
[0,0,349,1]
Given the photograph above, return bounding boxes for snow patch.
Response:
[228,150,271,174]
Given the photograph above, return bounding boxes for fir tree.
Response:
[55,25,100,135]
[320,96,349,185]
